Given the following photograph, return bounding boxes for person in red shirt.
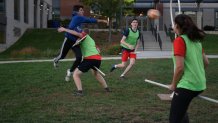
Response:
[169,14,209,123]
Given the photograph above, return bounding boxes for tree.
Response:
[82,0,134,42]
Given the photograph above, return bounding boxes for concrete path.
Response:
[0,51,218,64]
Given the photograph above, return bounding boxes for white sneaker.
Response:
[120,74,125,79]
[65,69,72,82]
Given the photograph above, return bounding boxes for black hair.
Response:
[73,5,84,12]
[174,14,205,42]
[131,18,138,23]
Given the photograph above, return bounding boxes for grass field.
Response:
[0,29,218,122]
[0,29,218,60]
[0,59,218,123]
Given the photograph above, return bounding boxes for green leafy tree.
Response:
[82,0,134,42]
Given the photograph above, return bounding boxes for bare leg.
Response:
[73,68,83,91]
[110,61,127,72]
[121,58,135,76]
[116,61,127,68]
[91,69,108,88]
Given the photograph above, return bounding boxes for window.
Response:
[184,11,197,24]
[176,11,197,25]
[52,0,60,19]
[0,0,5,13]
[14,0,20,20]
[216,11,218,29]
[34,0,38,28]
[0,25,5,44]
[24,0,28,23]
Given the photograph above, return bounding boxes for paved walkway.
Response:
[0,51,218,64]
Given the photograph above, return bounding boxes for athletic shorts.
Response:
[121,48,136,62]
[78,59,101,73]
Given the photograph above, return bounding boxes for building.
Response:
[0,0,52,52]
[52,0,218,31]
[134,0,218,31]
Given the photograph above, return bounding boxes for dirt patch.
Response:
[11,47,39,57]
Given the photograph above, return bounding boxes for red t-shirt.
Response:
[173,37,186,57]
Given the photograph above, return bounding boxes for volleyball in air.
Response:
[147,9,160,19]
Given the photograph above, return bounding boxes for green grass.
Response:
[0,59,218,123]
[0,29,121,60]
[0,29,218,60]
[0,29,64,60]
[202,34,218,54]
[0,29,217,122]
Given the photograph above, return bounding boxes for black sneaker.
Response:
[73,90,83,96]
[105,87,112,92]
[110,65,116,72]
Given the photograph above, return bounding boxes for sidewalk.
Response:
[0,51,218,64]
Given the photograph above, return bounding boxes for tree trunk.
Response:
[108,17,112,42]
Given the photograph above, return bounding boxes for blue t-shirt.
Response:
[65,13,97,42]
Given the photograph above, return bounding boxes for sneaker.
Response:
[105,87,112,92]
[65,69,72,82]
[73,90,83,96]
[120,75,126,79]
[53,58,58,68]
[110,65,116,72]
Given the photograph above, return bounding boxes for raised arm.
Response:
[58,27,83,38]
[97,19,109,25]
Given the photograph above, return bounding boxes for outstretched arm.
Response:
[97,19,108,25]
[58,27,83,38]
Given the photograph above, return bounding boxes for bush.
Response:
[203,25,215,31]
[106,44,121,55]
[61,19,70,27]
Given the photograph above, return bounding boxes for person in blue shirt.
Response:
[53,5,108,81]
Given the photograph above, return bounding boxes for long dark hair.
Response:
[174,14,205,42]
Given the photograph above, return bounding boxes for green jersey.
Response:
[173,35,206,91]
[121,28,139,50]
[80,35,100,57]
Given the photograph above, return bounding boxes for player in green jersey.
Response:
[58,27,111,96]
[169,14,209,123]
[110,18,140,78]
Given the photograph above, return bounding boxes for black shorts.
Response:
[78,59,101,73]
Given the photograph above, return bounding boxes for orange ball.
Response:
[147,9,160,19]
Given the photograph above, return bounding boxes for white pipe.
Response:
[72,35,87,47]
[170,0,174,28]
[178,0,181,14]
[145,79,169,89]
[94,66,106,76]
[145,79,218,104]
